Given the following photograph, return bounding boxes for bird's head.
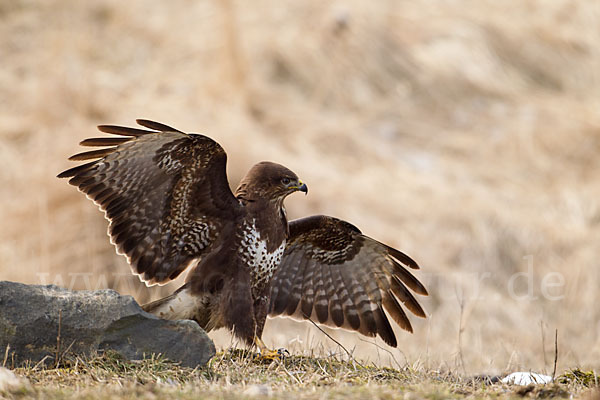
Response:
[235,161,307,204]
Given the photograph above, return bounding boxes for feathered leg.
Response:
[252,285,288,360]
[219,272,257,346]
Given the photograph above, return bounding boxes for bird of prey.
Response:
[58,120,428,354]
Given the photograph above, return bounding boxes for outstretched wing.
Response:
[58,119,242,285]
[269,215,427,347]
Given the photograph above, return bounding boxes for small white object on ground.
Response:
[501,372,553,385]
[0,366,29,392]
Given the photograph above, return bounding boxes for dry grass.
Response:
[1,0,599,380]
[3,351,596,399]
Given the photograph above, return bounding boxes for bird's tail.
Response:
[142,284,209,323]
[142,292,178,315]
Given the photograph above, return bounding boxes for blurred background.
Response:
[1,0,599,373]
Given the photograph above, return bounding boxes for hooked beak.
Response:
[297,180,308,195]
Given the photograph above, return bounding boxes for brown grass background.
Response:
[1,0,599,374]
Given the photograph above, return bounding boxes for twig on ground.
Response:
[456,291,467,375]
[356,336,405,370]
[2,344,9,368]
[552,329,558,381]
[54,309,62,368]
[281,363,302,384]
[540,320,547,368]
[60,340,77,364]
[33,355,51,371]
[305,317,364,368]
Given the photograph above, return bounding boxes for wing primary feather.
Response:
[390,259,429,296]
[68,147,118,161]
[390,276,427,318]
[79,137,131,147]
[136,119,183,132]
[57,161,98,178]
[382,290,413,333]
[373,305,397,347]
[386,245,420,269]
[97,125,153,136]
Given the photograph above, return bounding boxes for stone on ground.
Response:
[0,281,215,368]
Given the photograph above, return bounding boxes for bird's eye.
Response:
[281,177,291,185]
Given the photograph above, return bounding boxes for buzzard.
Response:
[58,120,427,354]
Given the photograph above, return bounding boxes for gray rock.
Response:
[0,281,215,368]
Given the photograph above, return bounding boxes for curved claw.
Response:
[277,348,290,357]
[254,336,289,361]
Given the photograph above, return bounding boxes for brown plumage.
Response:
[58,120,427,349]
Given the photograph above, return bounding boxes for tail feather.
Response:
[142,285,211,328]
[142,292,178,315]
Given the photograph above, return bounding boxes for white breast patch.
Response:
[239,219,286,290]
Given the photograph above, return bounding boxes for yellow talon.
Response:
[254,336,288,361]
